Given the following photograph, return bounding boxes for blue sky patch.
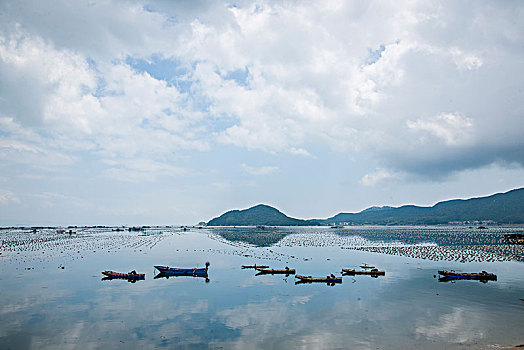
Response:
[222,67,250,87]
[366,44,386,65]
[126,55,190,88]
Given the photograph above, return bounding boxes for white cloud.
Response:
[407,112,474,146]
[0,190,19,205]
[33,192,91,209]
[415,307,485,344]
[0,25,209,178]
[360,169,397,187]
[103,158,186,183]
[289,147,313,157]
[450,48,483,71]
[241,163,279,176]
[0,30,96,127]
[2,1,522,179]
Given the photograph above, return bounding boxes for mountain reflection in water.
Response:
[214,226,292,247]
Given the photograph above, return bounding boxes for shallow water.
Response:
[0,226,523,349]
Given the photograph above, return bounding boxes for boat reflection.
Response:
[437,270,497,283]
[438,276,495,284]
[101,276,143,283]
[154,271,210,283]
[294,280,341,286]
[255,267,295,276]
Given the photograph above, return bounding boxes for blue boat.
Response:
[438,270,496,281]
[154,262,209,277]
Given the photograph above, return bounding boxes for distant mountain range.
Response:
[206,188,524,226]
[320,188,524,225]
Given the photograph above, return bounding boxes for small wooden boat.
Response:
[242,264,270,269]
[295,275,342,283]
[438,270,496,281]
[102,270,145,280]
[359,263,375,269]
[155,262,209,277]
[255,267,295,275]
[341,268,385,276]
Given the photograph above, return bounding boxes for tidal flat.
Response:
[1,226,523,349]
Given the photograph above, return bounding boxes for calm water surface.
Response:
[1,226,523,349]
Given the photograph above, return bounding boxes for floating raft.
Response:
[438,270,497,281]
[101,270,145,280]
[295,275,342,283]
[342,268,385,276]
[242,264,269,269]
[255,267,295,275]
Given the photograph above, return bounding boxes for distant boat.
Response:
[438,270,496,281]
[102,270,145,280]
[154,262,210,277]
[295,274,342,284]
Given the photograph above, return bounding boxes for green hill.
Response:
[207,204,320,226]
[321,188,524,225]
[206,188,524,226]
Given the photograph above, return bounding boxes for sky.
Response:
[0,0,523,226]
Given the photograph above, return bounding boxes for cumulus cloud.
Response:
[0,17,208,176]
[407,112,474,146]
[0,0,523,183]
[360,169,397,187]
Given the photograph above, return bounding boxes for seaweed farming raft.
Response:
[342,268,385,276]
